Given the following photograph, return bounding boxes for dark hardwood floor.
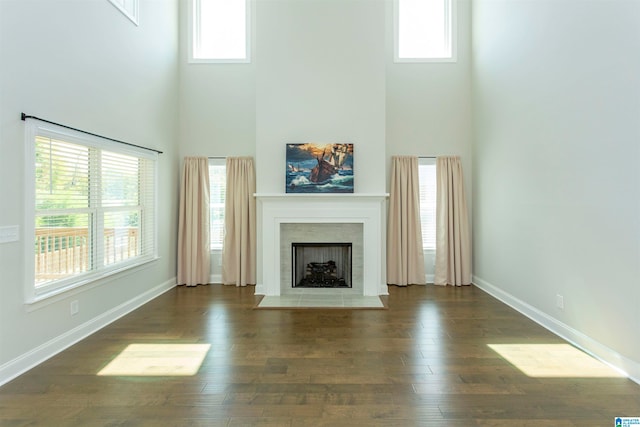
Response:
[1,285,639,426]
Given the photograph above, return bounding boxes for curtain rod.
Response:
[21,113,163,154]
[419,156,436,159]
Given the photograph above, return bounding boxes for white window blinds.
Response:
[419,159,437,250]
[208,160,226,250]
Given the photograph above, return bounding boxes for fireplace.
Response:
[255,194,388,296]
[292,243,352,288]
[280,223,362,294]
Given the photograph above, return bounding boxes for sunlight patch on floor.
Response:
[488,343,625,378]
[97,343,210,376]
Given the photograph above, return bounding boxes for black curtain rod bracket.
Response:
[21,113,163,154]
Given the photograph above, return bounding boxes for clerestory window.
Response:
[394,0,456,62]
[190,0,251,63]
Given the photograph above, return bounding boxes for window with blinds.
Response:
[25,121,157,301]
[419,158,437,250]
[209,159,225,250]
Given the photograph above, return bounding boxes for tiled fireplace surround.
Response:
[255,194,388,296]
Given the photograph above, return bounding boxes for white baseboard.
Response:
[0,278,176,387]
[472,275,640,385]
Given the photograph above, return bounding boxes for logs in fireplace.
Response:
[292,243,352,288]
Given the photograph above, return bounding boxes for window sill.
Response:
[394,56,457,64]
[189,58,251,64]
[25,257,160,311]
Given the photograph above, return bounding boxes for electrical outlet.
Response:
[70,300,79,316]
[556,294,564,310]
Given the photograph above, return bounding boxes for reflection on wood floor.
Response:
[1,284,639,426]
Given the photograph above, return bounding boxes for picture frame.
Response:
[285,143,354,193]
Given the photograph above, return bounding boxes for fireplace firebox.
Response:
[292,243,352,288]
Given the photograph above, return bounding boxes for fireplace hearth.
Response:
[292,242,352,288]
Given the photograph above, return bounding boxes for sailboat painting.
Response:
[285,143,354,193]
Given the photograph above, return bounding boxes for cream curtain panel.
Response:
[177,157,211,286]
[434,156,472,286]
[222,157,256,287]
[387,156,426,286]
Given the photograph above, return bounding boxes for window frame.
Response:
[24,120,159,304]
[188,0,252,64]
[393,0,457,63]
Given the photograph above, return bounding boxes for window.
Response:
[419,158,437,250]
[394,0,456,62]
[190,0,251,63]
[209,159,226,250]
[25,121,157,302]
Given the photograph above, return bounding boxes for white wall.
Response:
[179,65,256,158]
[255,0,386,194]
[177,0,256,159]
[472,0,640,380]
[0,0,179,383]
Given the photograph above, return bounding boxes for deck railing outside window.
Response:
[35,227,139,285]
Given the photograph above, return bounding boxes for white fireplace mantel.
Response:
[255,193,389,296]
